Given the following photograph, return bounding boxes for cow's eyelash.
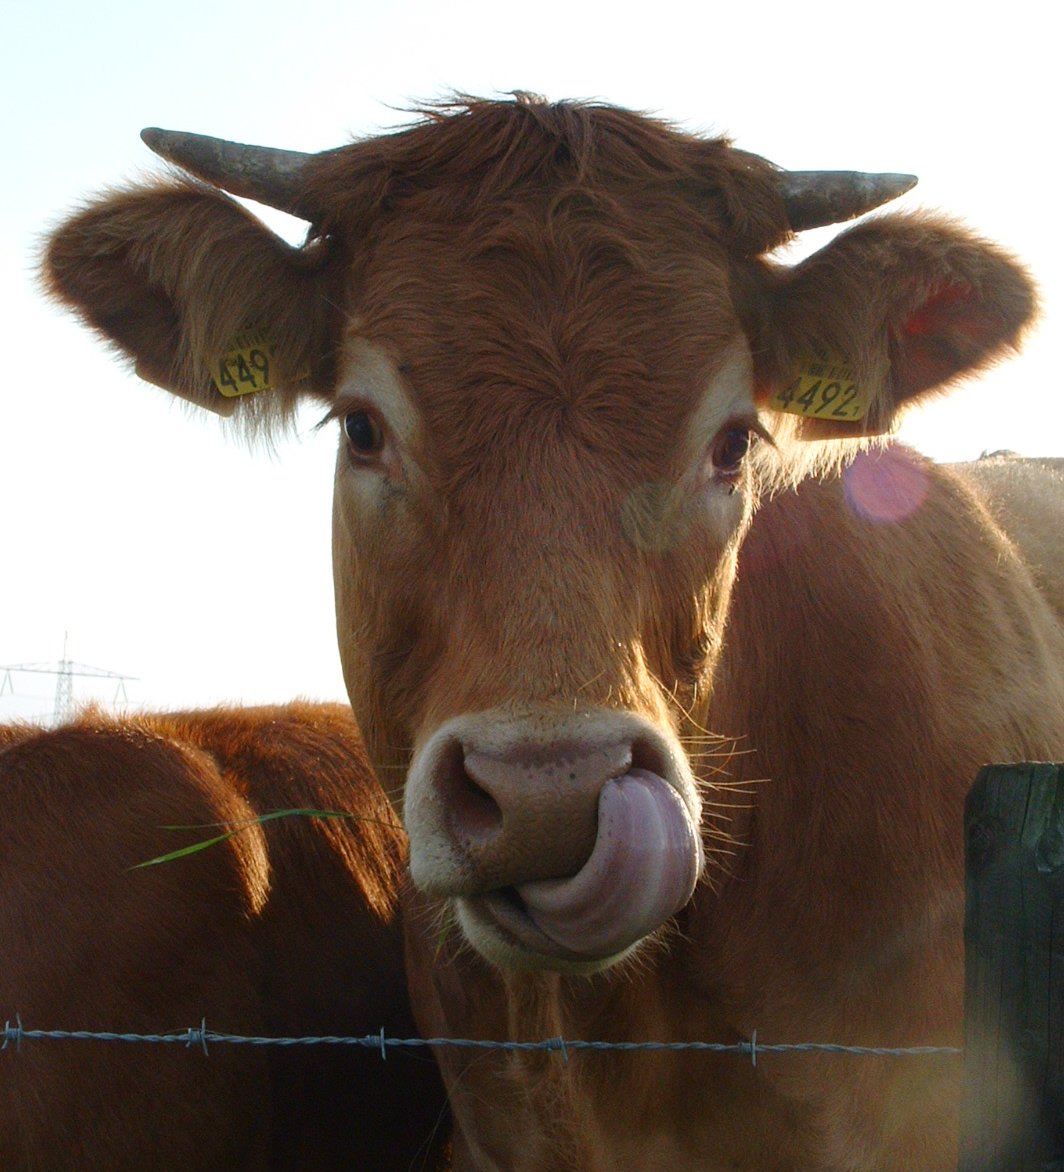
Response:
[733,417,777,450]
[314,404,343,432]
[316,399,374,432]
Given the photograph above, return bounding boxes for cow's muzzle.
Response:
[404,710,704,968]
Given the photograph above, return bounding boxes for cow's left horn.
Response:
[140,128,316,219]
[778,170,918,231]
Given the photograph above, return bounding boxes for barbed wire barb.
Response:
[2,1015,24,1054]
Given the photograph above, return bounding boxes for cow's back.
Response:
[954,454,1064,626]
[0,717,272,1169]
[142,702,450,1170]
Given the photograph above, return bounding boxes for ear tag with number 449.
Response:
[770,346,869,422]
[211,337,275,398]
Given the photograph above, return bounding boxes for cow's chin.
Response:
[454,891,639,974]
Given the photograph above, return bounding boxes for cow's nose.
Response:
[429,738,634,891]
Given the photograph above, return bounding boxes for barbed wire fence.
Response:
[1,1018,962,1067]
[3,763,1061,1166]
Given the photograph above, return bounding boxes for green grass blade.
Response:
[131,807,403,870]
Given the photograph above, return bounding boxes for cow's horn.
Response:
[140,128,316,219]
[778,170,918,231]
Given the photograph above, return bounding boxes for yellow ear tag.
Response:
[211,336,276,398]
[770,345,869,422]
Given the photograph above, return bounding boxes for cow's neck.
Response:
[697,454,1064,1032]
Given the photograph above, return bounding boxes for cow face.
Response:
[44,98,1035,973]
[324,181,777,970]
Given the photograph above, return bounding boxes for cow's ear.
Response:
[44,181,338,421]
[754,214,1037,438]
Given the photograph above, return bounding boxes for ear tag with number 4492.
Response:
[770,346,869,422]
[211,337,275,398]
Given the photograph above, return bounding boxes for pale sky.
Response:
[2,0,1059,721]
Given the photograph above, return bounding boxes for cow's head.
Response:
[45,97,1035,972]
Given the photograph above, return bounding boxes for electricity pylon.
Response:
[0,634,137,725]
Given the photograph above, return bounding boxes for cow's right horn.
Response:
[140,128,317,220]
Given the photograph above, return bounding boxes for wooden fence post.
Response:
[960,762,1064,1171]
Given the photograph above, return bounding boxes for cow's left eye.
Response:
[710,424,753,481]
[344,409,385,457]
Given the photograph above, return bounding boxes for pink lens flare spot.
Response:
[843,446,930,524]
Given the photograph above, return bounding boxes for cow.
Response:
[0,702,449,1170]
[42,95,1064,1168]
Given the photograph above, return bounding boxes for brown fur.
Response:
[0,702,449,1170]
[41,97,1064,1168]
[957,453,1064,623]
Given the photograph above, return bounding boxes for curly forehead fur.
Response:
[304,95,792,254]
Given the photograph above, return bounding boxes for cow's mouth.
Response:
[458,770,703,967]
[458,888,589,965]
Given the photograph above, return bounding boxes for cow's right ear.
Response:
[43,181,338,419]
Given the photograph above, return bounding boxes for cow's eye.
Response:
[344,409,385,457]
[711,424,753,481]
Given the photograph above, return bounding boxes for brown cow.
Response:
[0,702,449,1170]
[43,96,1064,1168]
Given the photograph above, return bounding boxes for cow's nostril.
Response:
[454,777,504,842]
[437,740,504,846]
[498,886,527,915]
[631,735,670,781]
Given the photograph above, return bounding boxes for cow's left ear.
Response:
[754,214,1038,438]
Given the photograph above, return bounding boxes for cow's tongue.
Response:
[515,769,702,959]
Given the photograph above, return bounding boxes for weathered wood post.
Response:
[960,762,1064,1171]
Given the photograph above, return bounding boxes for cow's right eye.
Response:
[344,409,385,457]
